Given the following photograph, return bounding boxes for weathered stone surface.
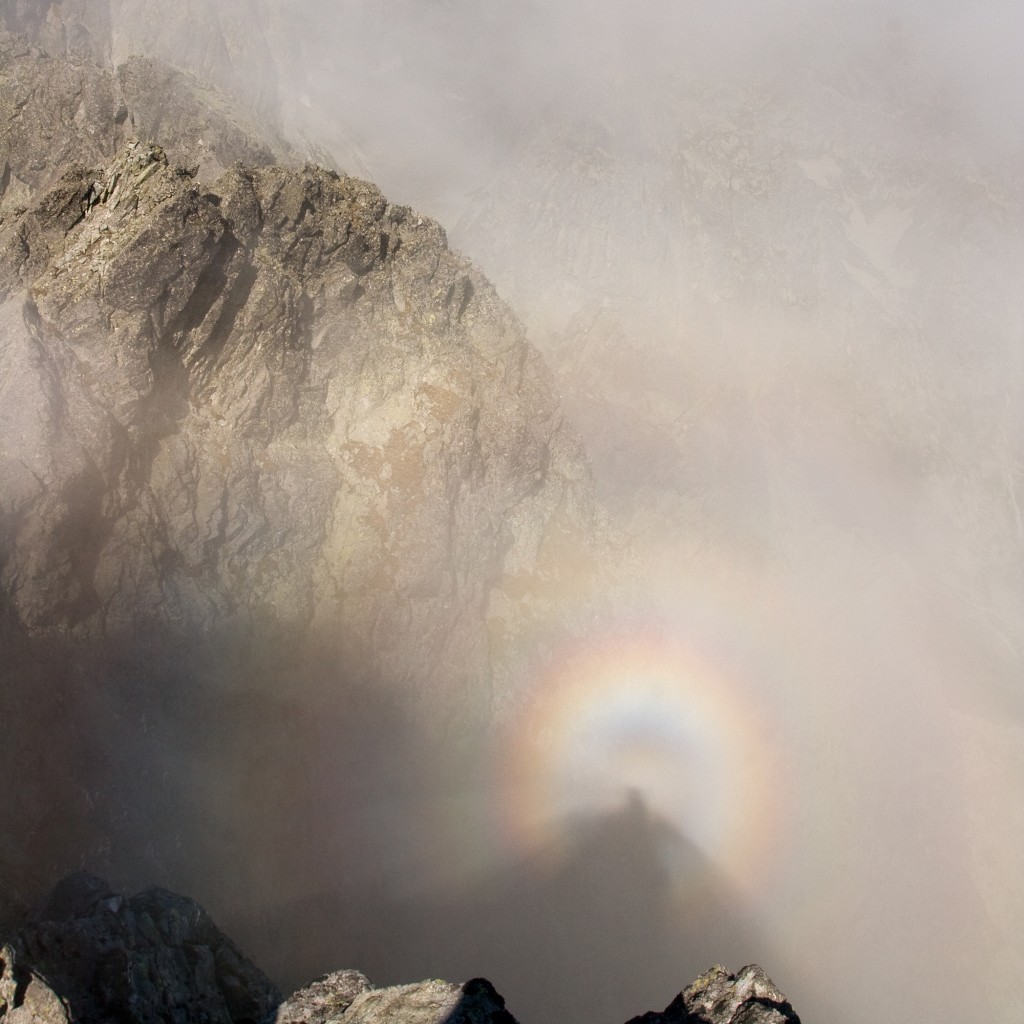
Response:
[271,969,373,1024]
[0,24,612,992]
[344,978,517,1024]
[1,943,70,1024]
[0,125,606,907]
[2,953,68,1024]
[4,873,279,1024]
[625,965,801,1024]
[0,132,598,694]
[270,975,518,1024]
[269,962,804,1024]
[0,1,111,65]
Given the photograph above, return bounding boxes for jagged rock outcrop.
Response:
[1,878,801,1024]
[1,873,279,1024]
[265,953,802,1024]
[270,969,373,1024]
[271,975,518,1024]
[625,965,801,1024]
[0,124,605,908]
[0,131,597,701]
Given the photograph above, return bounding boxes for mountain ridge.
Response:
[0,873,802,1024]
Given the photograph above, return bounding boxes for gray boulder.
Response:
[4,872,280,1024]
[625,965,801,1024]
[269,975,517,1024]
[270,969,373,1024]
[0,944,69,1024]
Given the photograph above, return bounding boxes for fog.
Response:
[6,1,1024,1022]
[264,6,1024,1021]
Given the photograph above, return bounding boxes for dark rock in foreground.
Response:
[2,872,279,1024]
[1,876,799,1024]
[625,964,801,1024]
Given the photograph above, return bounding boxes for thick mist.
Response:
[4,2,1023,1023]
[272,6,1024,1022]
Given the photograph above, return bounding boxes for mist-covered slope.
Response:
[0,0,284,120]
[253,9,1024,1022]
[0,45,762,1022]
[0,30,305,201]
[457,30,1024,1024]
[0,39,609,947]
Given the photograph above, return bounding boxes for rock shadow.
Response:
[2,611,771,1024]
[0,612,455,952]
[247,789,766,1024]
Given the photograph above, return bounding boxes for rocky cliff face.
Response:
[0,136,592,676]
[1,873,280,1024]
[0,45,607,925]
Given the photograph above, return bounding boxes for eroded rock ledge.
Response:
[0,876,800,1024]
[0,134,608,905]
[1,136,600,710]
